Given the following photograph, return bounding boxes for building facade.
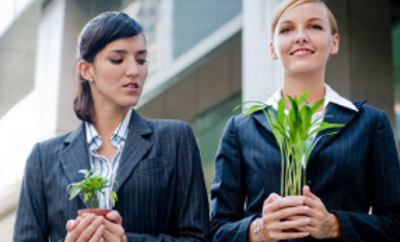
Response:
[0,0,399,240]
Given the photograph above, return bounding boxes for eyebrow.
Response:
[279,17,325,25]
[110,50,148,55]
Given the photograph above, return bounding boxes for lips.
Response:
[290,48,315,56]
[123,82,139,90]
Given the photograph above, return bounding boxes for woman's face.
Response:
[85,33,148,111]
[270,3,339,76]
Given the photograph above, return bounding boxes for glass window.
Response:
[172,0,241,59]
[190,92,241,194]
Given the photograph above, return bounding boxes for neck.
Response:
[92,105,130,140]
[282,72,325,110]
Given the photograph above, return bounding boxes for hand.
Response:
[297,186,341,239]
[65,213,105,242]
[103,210,127,242]
[250,193,310,242]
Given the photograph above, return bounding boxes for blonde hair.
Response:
[271,0,338,37]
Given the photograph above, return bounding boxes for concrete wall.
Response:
[138,35,242,121]
[326,0,395,125]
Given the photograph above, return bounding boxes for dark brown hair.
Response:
[74,12,143,123]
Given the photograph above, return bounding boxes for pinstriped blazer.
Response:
[13,110,210,242]
[210,101,400,242]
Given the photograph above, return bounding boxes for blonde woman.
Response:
[211,0,400,241]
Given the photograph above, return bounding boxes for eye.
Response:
[110,59,123,64]
[310,24,323,30]
[280,27,292,34]
[137,59,147,65]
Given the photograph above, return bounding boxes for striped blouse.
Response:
[84,108,132,209]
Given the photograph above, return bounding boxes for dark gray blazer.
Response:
[14,110,210,242]
[211,101,400,242]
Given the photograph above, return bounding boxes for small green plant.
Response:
[67,169,118,208]
[236,90,345,196]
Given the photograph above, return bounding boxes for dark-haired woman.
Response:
[14,12,209,242]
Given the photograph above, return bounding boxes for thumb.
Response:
[106,210,122,224]
[264,192,281,205]
[303,185,318,200]
[66,219,78,232]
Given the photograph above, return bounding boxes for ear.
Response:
[330,34,340,55]
[78,60,94,81]
[270,42,278,60]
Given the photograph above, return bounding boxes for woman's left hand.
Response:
[103,210,128,242]
[298,186,341,239]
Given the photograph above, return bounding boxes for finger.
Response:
[285,215,309,222]
[66,220,79,233]
[276,217,310,231]
[264,192,282,205]
[103,219,125,238]
[103,228,125,242]
[76,216,104,242]
[303,186,319,200]
[106,210,122,224]
[295,225,317,234]
[265,197,305,213]
[265,205,310,222]
[66,214,97,242]
[88,225,105,242]
[301,195,321,209]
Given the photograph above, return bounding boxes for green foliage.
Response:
[67,169,118,208]
[238,90,345,196]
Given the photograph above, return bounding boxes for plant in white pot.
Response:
[67,169,118,216]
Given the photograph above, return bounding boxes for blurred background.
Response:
[0,0,399,240]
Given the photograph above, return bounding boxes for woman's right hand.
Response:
[65,213,105,242]
[249,193,311,242]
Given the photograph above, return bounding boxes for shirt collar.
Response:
[265,84,359,113]
[85,108,133,146]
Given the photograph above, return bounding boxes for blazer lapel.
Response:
[252,107,274,134]
[114,110,153,194]
[251,101,367,164]
[308,100,366,162]
[59,123,91,207]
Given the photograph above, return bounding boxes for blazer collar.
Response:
[59,109,153,207]
[114,110,153,193]
[308,100,366,162]
[252,100,366,163]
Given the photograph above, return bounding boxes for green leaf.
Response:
[277,98,286,124]
[298,89,310,106]
[243,105,265,117]
[311,99,324,114]
[69,187,81,201]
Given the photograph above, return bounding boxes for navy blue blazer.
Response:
[210,101,400,242]
[14,110,210,242]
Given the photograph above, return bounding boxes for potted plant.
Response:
[237,90,345,196]
[67,169,118,216]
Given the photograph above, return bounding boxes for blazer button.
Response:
[307,180,312,185]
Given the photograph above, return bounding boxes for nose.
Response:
[295,29,309,44]
[126,58,139,77]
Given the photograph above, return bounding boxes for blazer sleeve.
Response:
[332,110,400,242]
[125,123,210,242]
[13,143,49,242]
[210,117,258,242]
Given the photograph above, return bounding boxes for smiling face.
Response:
[270,2,339,77]
[79,33,148,113]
